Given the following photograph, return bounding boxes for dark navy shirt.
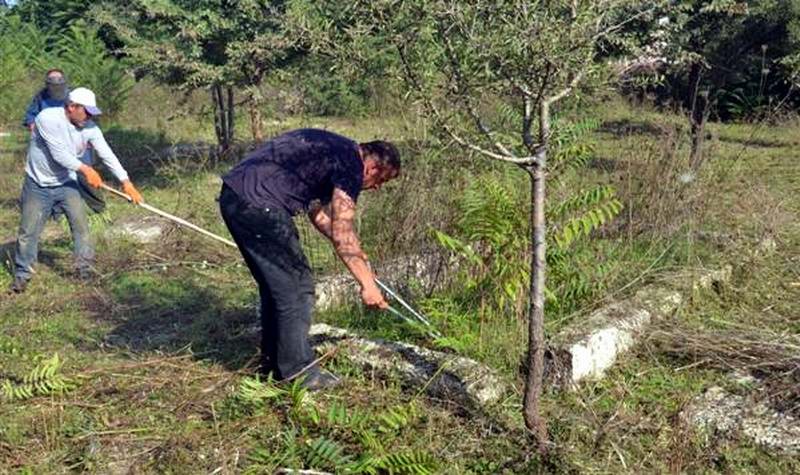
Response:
[23,88,67,128]
[223,128,363,215]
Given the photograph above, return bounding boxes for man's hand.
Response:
[79,165,103,188]
[361,284,388,310]
[122,180,144,204]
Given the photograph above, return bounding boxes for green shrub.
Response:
[0,14,48,124]
[293,56,373,117]
[57,21,133,120]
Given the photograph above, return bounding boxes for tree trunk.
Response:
[226,86,235,148]
[212,85,225,152]
[249,97,264,142]
[211,85,235,154]
[688,62,709,171]
[523,158,548,453]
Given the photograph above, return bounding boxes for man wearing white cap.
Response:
[9,87,144,293]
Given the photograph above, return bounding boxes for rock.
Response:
[309,323,507,410]
[692,265,732,293]
[547,268,732,389]
[546,287,683,388]
[756,236,778,256]
[107,216,167,244]
[683,386,800,454]
[314,253,448,311]
[255,254,502,409]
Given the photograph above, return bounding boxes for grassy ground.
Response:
[1,93,798,473]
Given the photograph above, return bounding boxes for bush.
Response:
[0,36,28,125]
[291,56,373,117]
[0,14,50,125]
[0,15,132,126]
[57,21,133,120]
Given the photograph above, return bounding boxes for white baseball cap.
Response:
[68,87,102,116]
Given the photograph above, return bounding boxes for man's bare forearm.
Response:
[332,221,375,291]
[330,189,377,292]
[308,205,334,241]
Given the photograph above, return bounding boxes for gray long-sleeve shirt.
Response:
[25,107,129,187]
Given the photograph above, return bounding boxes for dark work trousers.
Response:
[218,184,317,380]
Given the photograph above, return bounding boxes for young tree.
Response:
[298,0,663,452]
[93,0,301,150]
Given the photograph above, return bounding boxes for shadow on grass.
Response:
[0,240,13,275]
[90,271,260,371]
[599,118,667,137]
[0,238,71,278]
[718,134,789,148]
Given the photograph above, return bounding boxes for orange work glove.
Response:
[122,181,144,204]
[79,165,103,189]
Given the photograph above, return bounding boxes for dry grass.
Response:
[647,321,800,415]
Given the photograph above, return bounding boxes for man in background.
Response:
[22,69,106,214]
[22,69,69,132]
[9,87,144,294]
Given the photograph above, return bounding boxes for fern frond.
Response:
[305,436,352,470]
[551,186,623,251]
[244,429,301,475]
[355,428,385,455]
[1,354,76,401]
[549,185,617,217]
[322,402,369,431]
[346,453,382,474]
[431,229,482,266]
[288,378,313,416]
[376,404,419,434]
[374,450,438,475]
[549,116,601,174]
[236,375,285,407]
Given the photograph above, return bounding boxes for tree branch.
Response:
[440,29,517,158]
[522,96,537,152]
[566,3,658,57]
[543,50,593,110]
[394,35,539,166]
[538,53,592,153]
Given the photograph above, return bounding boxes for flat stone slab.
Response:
[684,386,800,454]
[106,216,167,244]
[546,287,683,387]
[546,268,731,388]
[309,323,506,411]
[314,253,447,311]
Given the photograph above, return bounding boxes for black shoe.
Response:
[259,363,279,380]
[298,370,340,392]
[9,277,28,294]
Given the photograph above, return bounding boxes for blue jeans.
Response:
[14,175,94,280]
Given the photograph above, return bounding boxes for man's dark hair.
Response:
[359,140,401,171]
[45,69,66,84]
